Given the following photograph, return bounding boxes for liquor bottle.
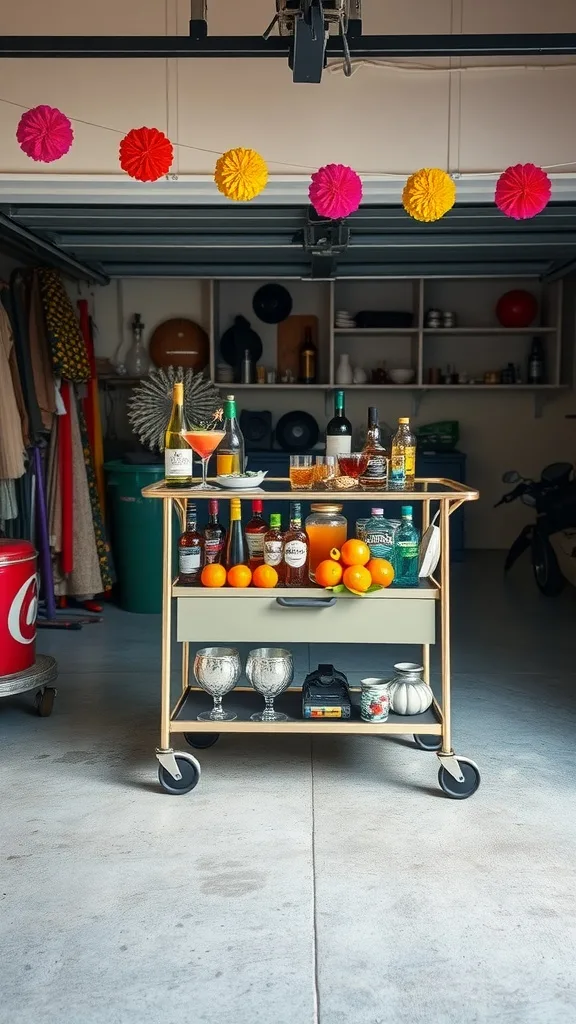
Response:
[203,499,226,565]
[164,381,194,488]
[245,499,268,570]
[264,513,285,582]
[527,337,545,384]
[363,507,396,565]
[178,501,204,585]
[299,327,317,384]
[389,417,417,489]
[393,506,420,588]
[325,390,352,458]
[283,502,309,587]
[217,394,245,476]
[224,498,248,569]
[359,407,388,490]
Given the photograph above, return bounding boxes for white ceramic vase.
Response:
[335,353,353,385]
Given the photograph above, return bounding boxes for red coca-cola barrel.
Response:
[0,539,38,677]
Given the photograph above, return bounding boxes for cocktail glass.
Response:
[337,452,369,487]
[182,429,226,489]
[194,647,241,722]
[247,648,293,722]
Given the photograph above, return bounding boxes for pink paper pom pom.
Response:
[16,105,74,163]
[495,163,551,220]
[309,163,363,219]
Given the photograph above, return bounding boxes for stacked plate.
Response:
[335,310,356,329]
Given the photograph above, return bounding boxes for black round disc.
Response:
[438,759,481,800]
[252,283,293,324]
[413,733,442,752]
[184,732,219,749]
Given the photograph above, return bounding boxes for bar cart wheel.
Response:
[413,733,442,751]
[158,753,201,795]
[438,758,481,800]
[184,733,220,750]
[35,687,57,718]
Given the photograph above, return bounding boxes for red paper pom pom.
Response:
[119,127,173,182]
[16,105,73,163]
[495,163,551,220]
[309,164,363,219]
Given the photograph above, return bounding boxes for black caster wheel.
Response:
[413,733,442,751]
[36,687,56,718]
[184,732,219,749]
[438,758,481,800]
[158,753,201,795]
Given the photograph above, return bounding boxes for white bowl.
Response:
[216,471,268,489]
[388,368,415,385]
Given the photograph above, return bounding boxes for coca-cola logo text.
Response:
[8,573,38,645]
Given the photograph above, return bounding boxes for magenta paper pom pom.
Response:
[16,105,74,163]
[495,163,551,220]
[309,163,363,219]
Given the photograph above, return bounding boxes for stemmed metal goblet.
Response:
[246,648,294,722]
[193,647,241,722]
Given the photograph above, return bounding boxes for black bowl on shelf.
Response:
[252,284,293,325]
[275,411,319,452]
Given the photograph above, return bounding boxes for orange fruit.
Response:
[252,564,279,589]
[201,563,227,588]
[343,564,372,594]
[366,558,395,588]
[227,564,252,588]
[340,539,370,567]
[315,558,344,588]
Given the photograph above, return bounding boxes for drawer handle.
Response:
[276,596,337,609]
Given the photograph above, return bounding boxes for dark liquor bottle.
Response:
[299,327,317,384]
[224,498,248,569]
[264,513,285,583]
[528,336,545,384]
[203,498,226,565]
[245,499,268,570]
[359,407,388,491]
[178,501,204,585]
[325,389,352,458]
[283,502,309,587]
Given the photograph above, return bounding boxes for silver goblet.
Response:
[246,648,293,723]
[193,647,241,722]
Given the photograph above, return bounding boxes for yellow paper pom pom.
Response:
[402,168,456,223]
[214,147,268,202]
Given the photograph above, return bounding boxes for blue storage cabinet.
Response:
[244,450,467,561]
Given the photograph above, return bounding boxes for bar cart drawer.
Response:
[175,587,437,645]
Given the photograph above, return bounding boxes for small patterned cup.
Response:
[360,678,391,722]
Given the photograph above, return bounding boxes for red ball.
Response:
[495,289,538,329]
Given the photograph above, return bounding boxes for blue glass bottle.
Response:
[363,507,396,566]
[393,506,420,587]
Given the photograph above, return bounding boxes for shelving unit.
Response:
[142,476,481,799]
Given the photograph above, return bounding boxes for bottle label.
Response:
[165,449,193,478]
[389,454,405,484]
[362,455,388,481]
[179,549,201,573]
[264,540,283,566]
[326,436,352,457]
[284,540,308,568]
[204,538,223,563]
[396,541,419,559]
[246,533,265,558]
[365,530,395,560]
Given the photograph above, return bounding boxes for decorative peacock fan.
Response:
[127,367,223,452]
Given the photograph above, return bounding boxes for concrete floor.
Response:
[2,552,576,1024]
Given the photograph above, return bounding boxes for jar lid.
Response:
[0,539,37,565]
[309,503,343,514]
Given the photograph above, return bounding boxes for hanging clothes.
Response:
[78,299,106,517]
[38,269,91,382]
[0,302,26,481]
[77,397,114,591]
[28,270,56,431]
[5,272,43,443]
[59,381,74,576]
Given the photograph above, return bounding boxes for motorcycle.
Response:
[496,462,576,596]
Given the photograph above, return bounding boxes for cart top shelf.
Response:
[142,477,479,502]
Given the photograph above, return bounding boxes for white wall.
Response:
[1,0,576,176]
[91,275,576,551]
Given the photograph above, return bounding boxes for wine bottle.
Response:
[164,382,193,488]
[325,390,352,458]
[203,499,226,565]
[245,500,268,570]
[283,502,309,587]
[299,327,317,384]
[224,498,248,569]
[217,394,245,477]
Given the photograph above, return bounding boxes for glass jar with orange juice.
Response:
[305,503,347,583]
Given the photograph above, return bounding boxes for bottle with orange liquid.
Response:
[216,395,245,476]
[305,503,347,583]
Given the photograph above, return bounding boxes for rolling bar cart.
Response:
[142,478,479,798]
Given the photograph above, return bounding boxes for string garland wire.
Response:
[2,94,576,177]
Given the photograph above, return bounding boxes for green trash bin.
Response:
[105,461,177,614]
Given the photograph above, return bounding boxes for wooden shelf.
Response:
[333,327,417,335]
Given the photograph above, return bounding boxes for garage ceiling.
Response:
[2,201,576,281]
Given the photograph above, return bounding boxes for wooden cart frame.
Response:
[142,478,480,798]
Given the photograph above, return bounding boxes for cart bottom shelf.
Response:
[171,688,442,735]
